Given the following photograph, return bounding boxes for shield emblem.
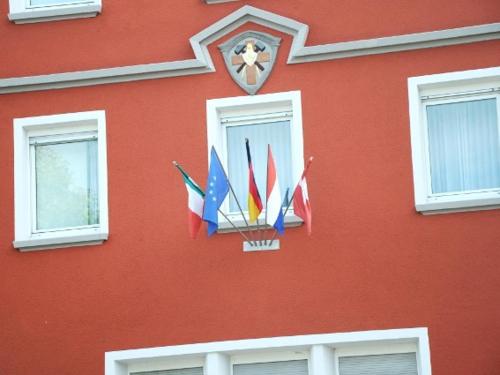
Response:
[219,31,281,95]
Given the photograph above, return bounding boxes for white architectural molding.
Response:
[105,328,431,375]
[204,0,239,4]
[1,5,499,94]
[13,110,109,251]
[407,66,500,214]
[8,1,101,24]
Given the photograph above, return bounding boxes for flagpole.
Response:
[211,149,259,247]
[217,209,254,243]
[263,144,270,245]
[245,138,265,247]
[172,161,253,244]
[255,218,263,246]
[267,156,314,246]
[226,179,259,247]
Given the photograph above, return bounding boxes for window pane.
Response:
[427,98,500,194]
[233,360,308,375]
[339,353,417,375]
[226,120,293,213]
[30,0,86,6]
[35,139,99,230]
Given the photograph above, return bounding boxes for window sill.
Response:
[204,0,239,4]
[217,213,303,233]
[416,193,500,214]
[13,231,108,252]
[8,4,101,24]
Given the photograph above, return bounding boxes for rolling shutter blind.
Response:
[130,367,203,375]
[233,359,308,375]
[338,353,417,375]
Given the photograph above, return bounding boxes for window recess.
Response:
[408,67,500,214]
[105,328,431,375]
[13,110,108,251]
[206,91,304,232]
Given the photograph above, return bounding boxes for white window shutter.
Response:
[338,353,417,375]
[130,367,204,375]
[233,360,308,375]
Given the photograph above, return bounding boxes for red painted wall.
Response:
[0,1,499,374]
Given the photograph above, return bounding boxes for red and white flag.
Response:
[265,145,284,234]
[293,157,313,235]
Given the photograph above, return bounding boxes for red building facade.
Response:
[0,1,499,374]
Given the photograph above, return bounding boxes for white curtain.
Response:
[226,120,292,213]
[427,98,500,194]
[35,139,99,230]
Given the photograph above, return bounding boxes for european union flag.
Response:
[202,147,230,236]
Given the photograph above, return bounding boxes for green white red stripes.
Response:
[174,162,205,239]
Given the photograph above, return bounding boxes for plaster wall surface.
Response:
[0,1,499,374]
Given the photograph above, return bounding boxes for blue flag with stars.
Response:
[202,147,230,236]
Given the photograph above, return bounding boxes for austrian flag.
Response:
[293,157,313,235]
[173,162,205,239]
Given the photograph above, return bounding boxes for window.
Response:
[338,353,417,375]
[104,328,431,375]
[8,0,101,24]
[13,110,108,251]
[408,66,500,214]
[206,91,304,230]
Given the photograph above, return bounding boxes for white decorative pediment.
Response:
[1,5,499,94]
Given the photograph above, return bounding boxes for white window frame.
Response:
[408,66,500,214]
[104,327,432,375]
[206,90,304,231]
[8,0,101,24]
[13,110,108,251]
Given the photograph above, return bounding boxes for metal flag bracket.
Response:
[243,240,280,252]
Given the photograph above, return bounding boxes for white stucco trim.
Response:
[8,0,101,24]
[1,5,499,94]
[104,327,431,375]
[13,110,109,251]
[206,90,304,232]
[408,66,500,214]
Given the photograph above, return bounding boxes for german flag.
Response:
[245,138,263,222]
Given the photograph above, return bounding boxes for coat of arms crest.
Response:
[219,31,281,95]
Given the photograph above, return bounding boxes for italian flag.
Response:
[174,162,205,239]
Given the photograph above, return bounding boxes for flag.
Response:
[265,145,284,234]
[202,147,230,236]
[173,162,205,239]
[245,138,263,223]
[293,157,313,235]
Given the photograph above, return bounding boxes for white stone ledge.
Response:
[8,4,101,24]
[14,232,108,251]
